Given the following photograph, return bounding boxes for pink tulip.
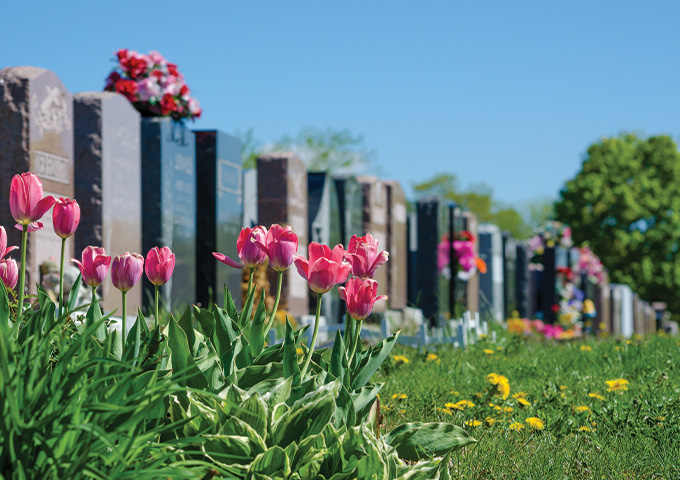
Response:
[346,233,389,279]
[111,252,144,292]
[213,226,268,269]
[254,224,298,272]
[0,226,17,259]
[53,197,80,239]
[0,259,18,290]
[294,242,351,294]
[9,172,56,231]
[339,277,387,321]
[145,246,175,286]
[72,246,112,288]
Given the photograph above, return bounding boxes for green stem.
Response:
[58,237,66,318]
[121,291,127,347]
[91,286,97,306]
[17,225,27,319]
[344,313,355,355]
[247,268,255,297]
[300,293,323,380]
[263,270,283,337]
[348,319,363,367]
[154,285,160,329]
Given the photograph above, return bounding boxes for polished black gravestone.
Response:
[478,224,503,322]
[0,66,74,292]
[195,130,242,309]
[141,118,196,311]
[74,91,142,313]
[514,242,532,319]
[333,176,363,245]
[308,172,342,323]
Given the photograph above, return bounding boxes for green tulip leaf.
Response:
[167,316,208,389]
[249,291,267,359]
[65,273,82,315]
[350,331,400,390]
[282,319,301,388]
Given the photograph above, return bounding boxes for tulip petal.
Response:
[252,240,270,256]
[293,255,309,281]
[369,250,390,275]
[2,246,18,257]
[213,252,244,269]
[336,262,352,285]
[338,286,346,302]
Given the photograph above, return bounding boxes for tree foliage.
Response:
[555,133,680,313]
[412,173,531,238]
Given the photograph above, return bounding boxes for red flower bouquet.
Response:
[104,49,202,121]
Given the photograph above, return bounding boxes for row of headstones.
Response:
[476,226,662,337]
[0,66,412,322]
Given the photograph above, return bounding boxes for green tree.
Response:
[412,173,531,238]
[555,133,680,314]
[236,126,378,173]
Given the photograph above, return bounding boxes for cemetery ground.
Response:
[376,330,680,478]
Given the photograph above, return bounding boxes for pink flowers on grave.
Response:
[9,173,56,231]
[72,246,112,288]
[53,198,80,239]
[111,253,145,292]
[214,226,268,269]
[437,231,486,276]
[294,243,352,294]
[254,224,298,272]
[0,259,18,290]
[339,277,387,321]
[346,233,389,279]
[145,246,175,286]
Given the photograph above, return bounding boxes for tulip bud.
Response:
[71,246,112,288]
[111,252,144,292]
[0,259,19,290]
[346,233,389,279]
[145,246,175,286]
[294,242,351,294]
[255,224,298,272]
[213,226,268,269]
[339,277,387,321]
[53,197,80,239]
[9,172,56,231]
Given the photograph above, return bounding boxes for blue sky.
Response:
[3,1,679,209]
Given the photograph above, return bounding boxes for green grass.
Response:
[375,331,680,479]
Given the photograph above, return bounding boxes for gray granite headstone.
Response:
[461,212,480,315]
[0,66,74,293]
[257,153,308,317]
[194,130,243,309]
[141,117,196,311]
[385,180,408,310]
[478,224,503,322]
[74,91,142,313]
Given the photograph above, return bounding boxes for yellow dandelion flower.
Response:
[391,393,408,400]
[485,416,497,426]
[449,390,459,396]
[393,355,410,364]
[605,378,629,392]
[484,349,495,355]
[400,409,406,414]
[525,417,544,430]
[444,402,462,411]
[497,346,502,351]
[517,398,531,407]
[457,399,475,409]
[559,385,567,391]
[513,391,528,400]
[426,352,440,362]
[486,373,510,399]
[502,406,513,413]
[625,340,633,345]
[580,345,592,351]
[588,393,605,401]
[466,419,482,427]
[493,405,502,411]
[509,422,525,431]
[579,426,592,432]
[574,405,590,413]
[655,416,666,422]
[438,407,453,415]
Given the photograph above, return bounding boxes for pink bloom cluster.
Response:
[104,49,201,121]
[573,246,606,286]
[437,231,485,275]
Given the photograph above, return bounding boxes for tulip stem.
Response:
[348,319,362,367]
[121,291,127,347]
[344,313,355,355]
[58,237,66,318]
[91,286,97,307]
[154,285,160,329]
[17,225,27,319]
[264,270,283,337]
[247,268,254,298]
[300,293,323,380]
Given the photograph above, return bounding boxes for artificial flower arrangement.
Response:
[104,49,202,121]
[528,220,573,267]
[573,246,607,286]
[437,230,487,281]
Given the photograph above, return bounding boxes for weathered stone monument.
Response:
[593,278,611,334]
[461,212,480,315]
[0,66,74,293]
[478,224,503,322]
[385,180,408,309]
[333,176,363,246]
[412,198,441,324]
[73,91,142,313]
[257,153,308,317]
[141,118,196,311]
[194,130,242,309]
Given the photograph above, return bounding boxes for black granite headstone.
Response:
[141,117,196,311]
[502,232,516,320]
[514,242,531,318]
[74,91,142,313]
[333,176,363,245]
[195,130,242,309]
[414,198,445,325]
[541,247,557,324]
[478,224,503,322]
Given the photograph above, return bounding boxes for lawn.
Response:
[375,331,680,479]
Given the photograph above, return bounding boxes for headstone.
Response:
[461,212,480,315]
[0,66,74,293]
[502,232,516,320]
[356,176,388,312]
[633,294,645,336]
[618,285,634,338]
[141,117,196,311]
[407,211,418,308]
[514,242,532,318]
[257,153,308,317]
[541,247,557,324]
[385,180,408,309]
[610,285,622,336]
[414,199,441,324]
[593,279,611,334]
[73,91,141,313]
[242,169,258,228]
[194,130,243,309]
[307,172,341,323]
[333,176,363,245]
[478,224,503,322]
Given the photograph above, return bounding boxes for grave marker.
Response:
[478,224,503,322]
[385,180,408,309]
